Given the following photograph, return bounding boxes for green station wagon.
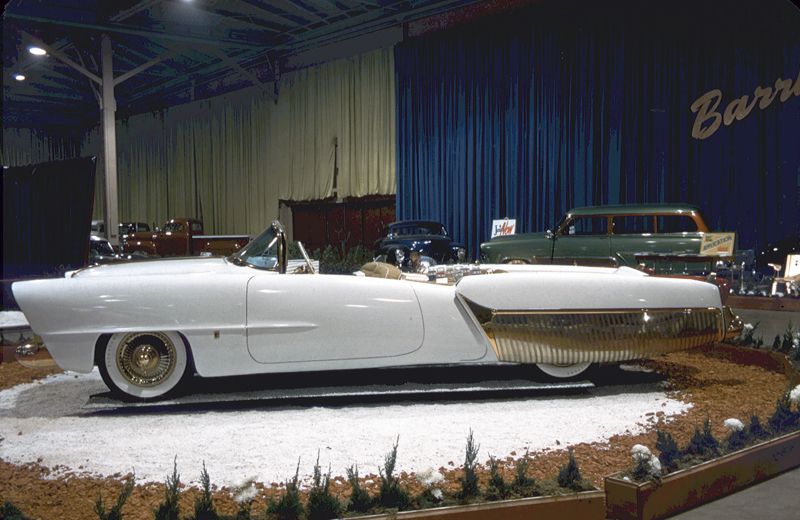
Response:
[480,204,728,270]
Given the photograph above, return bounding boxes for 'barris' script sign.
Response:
[690,69,800,140]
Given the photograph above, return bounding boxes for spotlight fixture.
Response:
[14,73,26,81]
[28,46,47,56]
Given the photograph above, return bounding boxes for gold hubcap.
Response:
[116,332,176,387]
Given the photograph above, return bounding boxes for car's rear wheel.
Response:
[99,331,189,400]
[537,362,592,379]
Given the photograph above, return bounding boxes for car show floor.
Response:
[0,344,793,520]
[0,365,679,487]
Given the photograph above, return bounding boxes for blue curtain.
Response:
[395,0,800,257]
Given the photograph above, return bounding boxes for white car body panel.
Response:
[246,275,425,364]
[457,268,721,311]
[12,257,725,378]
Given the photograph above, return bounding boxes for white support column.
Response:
[101,34,120,247]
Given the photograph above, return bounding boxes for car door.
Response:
[246,275,424,365]
[609,215,657,266]
[612,214,706,265]
[161,222,189,256]
[551,216,613,266]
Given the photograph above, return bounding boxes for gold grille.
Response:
[485,308,723,364]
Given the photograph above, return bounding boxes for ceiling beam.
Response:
[6,13,266,49]
[229,0,303,27]
[20,31,102,85]
[277,0,483,56]
[201,47,269,93]
[114,48,180,85]
[109,0,164,22]
[184,3,285,34]
[266,0,327,23]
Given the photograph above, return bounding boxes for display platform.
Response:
[84,378,595,412]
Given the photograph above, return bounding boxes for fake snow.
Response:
[0,369,691,488]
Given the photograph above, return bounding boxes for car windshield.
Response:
[120,223,150,234]
[163,222,184,233]
[230,225,279,270]
[389,223,445,237]
[91,239,114,256]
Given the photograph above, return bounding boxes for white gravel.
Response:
[0,369,691,488]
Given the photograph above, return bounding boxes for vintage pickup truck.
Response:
[480,204,734,272]
[121,218,249,257]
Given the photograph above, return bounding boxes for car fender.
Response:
[12,272,251,374]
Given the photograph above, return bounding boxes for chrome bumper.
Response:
[485,307,725,364]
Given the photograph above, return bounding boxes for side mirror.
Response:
[545,229,554,239]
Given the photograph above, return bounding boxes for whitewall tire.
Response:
[99,331,189,400]
[537,362,592,379]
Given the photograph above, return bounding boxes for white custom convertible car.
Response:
[13,221,741,400]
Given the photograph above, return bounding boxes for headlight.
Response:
[394,248,405,266]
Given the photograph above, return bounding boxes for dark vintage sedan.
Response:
[375,221,466,269]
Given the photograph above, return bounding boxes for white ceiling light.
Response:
[28,46,47,56]
[14,73,26,81]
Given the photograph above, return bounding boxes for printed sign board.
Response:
[700,232,736,256]
[491,218,516,238]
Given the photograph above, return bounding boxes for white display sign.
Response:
[700,232,736,256]
[491,218,517,238]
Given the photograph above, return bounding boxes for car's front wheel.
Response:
[537,362,592,379]
[99,331,190,400]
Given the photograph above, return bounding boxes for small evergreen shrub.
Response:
[512,455,537,496]
[684,419,719,459]
[93,475,135,520]
[777,323,797,354]
[484,456,509,501]
[377,437,410,510]
[748,414,768,440]
[3,501,32,520]
[655,430,680,473]
[723,419,748,451]
[414,468,444,508]
[231,478,258,520]
[630,445,661,482]
[189,462,218,520]
[267,461,304,520]
[768,394,798,433]
[233,507,252,520]
[345,465,372,513]
[556,449,583,491]
[307,453,342,520]
[153,458,181,520]
[728,322,763,347]
[315,244,374,274]
[458,430,480,500]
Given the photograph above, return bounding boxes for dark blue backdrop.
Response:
[395,0,800,257]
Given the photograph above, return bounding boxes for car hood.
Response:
[68,257,233,278]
